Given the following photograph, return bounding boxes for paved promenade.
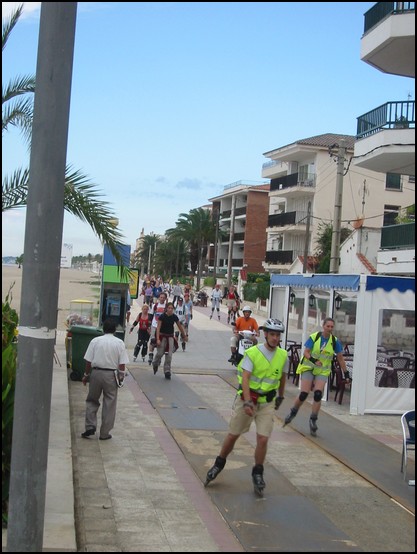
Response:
[3,292,415,551]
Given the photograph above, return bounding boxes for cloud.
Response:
[2,2,41,20]
[175,177,204,190]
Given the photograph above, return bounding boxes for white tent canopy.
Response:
[269,274,415,415]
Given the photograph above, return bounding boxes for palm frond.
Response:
[2,167,29,211]
[2,75,36,103]
[2,97,33,141]
[2,165,130,278]
[2,4,23,52]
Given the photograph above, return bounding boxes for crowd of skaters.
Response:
[128,275,243,369]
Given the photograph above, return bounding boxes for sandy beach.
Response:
[2,265,100,332]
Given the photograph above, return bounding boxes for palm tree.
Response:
[2,5,128,274]
[136,234,161,276]
[167,208,216,289]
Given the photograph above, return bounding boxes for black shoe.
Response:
[99,434,112,441]
[283,408,298,427]
[182,342,186,351]
[228,354,236,363]
[204,456,226,486]
[165,371,171,380]
[309,416,318,436]
[153,364,158,375]
[81,428,96,439]
[252,472,265,496]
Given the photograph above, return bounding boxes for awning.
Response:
[270,274,361,291]
[365,276,415,293]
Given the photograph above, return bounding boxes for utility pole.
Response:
[302,201,311,273]
[148,244,152,274]
[7,4,77,552]
[329,139,347,274]
[226,195,236,289]
[213,209,219,282]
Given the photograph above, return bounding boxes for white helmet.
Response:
[260,318,285,332]
[242,305,252,313]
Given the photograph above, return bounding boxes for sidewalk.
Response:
[3,294,414,551]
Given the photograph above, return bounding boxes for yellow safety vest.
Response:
[296,331,336,377]
[237,345,287,403]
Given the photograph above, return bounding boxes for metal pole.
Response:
[7,4,78,552]
[227,195,236,289]
[329,139,346,273]
[302,201,311,273]
[213,209,219,281]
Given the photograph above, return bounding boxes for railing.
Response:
[380,222,415,249]
[265,250,294,265]
[356,100,415,139]
[268,210,308,228]
[364,2,415,34]
[223,180,267,191]
[221,206,247,219]
[270,172,316,192]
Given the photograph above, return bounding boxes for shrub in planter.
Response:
[2,291,18,526]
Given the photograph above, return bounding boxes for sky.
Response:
[2,2,414,257]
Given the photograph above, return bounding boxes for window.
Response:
[385,173,402,191]
[383,205,400,226]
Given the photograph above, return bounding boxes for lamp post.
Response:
[309,294,316,308]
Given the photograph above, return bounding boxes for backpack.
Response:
[313,331,336,350]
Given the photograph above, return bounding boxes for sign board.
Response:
[129,268,140,299]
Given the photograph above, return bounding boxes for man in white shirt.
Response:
[81,318,129,440]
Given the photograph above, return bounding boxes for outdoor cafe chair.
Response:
[400,410,415,481]
[390,356,411,370]
[333,357,351,405]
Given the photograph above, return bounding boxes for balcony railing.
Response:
[364,2,415,34]
[270,172,316,192]
[265,250,294,265]
[380,222,415,249]
[221,206,247,219]
[356,100,415,138]
[268,210,308,228]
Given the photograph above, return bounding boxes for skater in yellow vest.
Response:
[283,317,349,436]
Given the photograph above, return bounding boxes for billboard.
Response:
[61,243,73,268]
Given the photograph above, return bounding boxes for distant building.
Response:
[209,180,270,275]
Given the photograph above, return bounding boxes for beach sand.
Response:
[2,265,100,332]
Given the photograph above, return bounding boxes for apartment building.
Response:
[261,132,414,274]
[353,1,415,276]
[208,181,270,275]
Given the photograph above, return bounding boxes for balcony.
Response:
[377,222,415,276]
[220,206,247,219]
[380,222,415,249]
[270,172,316,197]
[265,250,294,265]
[354,100,415,175]
[361,2,415,78]
[267,210,308,233]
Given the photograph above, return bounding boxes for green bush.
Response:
[203,276,216,287]
[243,280,270,302]
[2,290,19,526]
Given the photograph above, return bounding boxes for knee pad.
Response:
[299,391,309,402]
[314,390,323,402]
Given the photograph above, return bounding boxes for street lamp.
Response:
[309,294,316,308]
[335,294,343,310]
[289,291,296,306]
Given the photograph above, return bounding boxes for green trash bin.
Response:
[69,325,103,381]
